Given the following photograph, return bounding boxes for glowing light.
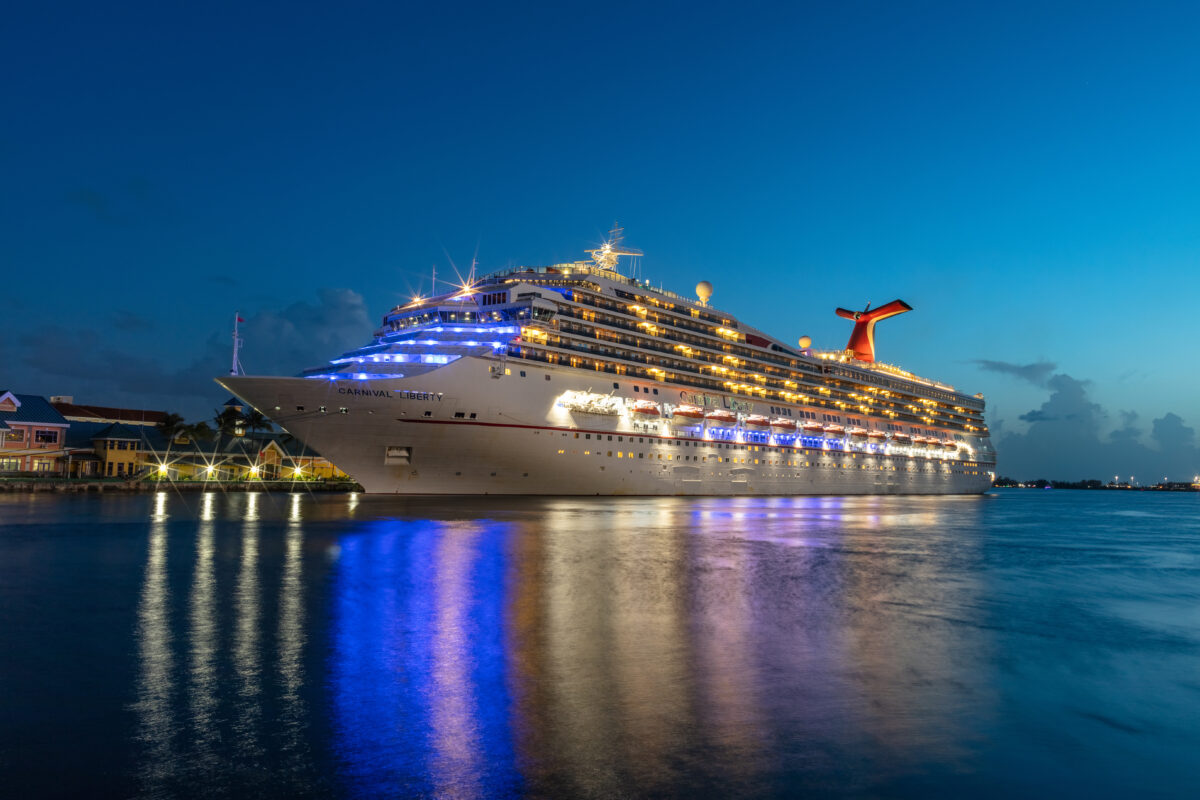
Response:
[158,464,169,475]
[249,465,260,478]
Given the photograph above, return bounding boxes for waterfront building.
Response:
[50,396,168,427]
[0,391,71,473]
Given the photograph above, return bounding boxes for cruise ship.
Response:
[218,228,995,495]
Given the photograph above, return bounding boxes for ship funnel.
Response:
[835,300,912,363]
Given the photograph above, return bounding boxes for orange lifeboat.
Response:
[801,421,824,433]
[891,433,911,443]
[769,417,797,433]
[631,400,661,417]
[848,427,869,439]
[822,424,845,436]
[671,403,705,421]
[943,440,959,450]
[744,414,771,429]
[867,430,886,440]
[704,409,736,425]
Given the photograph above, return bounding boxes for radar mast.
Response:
[586,222,643,273]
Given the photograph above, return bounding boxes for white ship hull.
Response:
[218,356,993,496]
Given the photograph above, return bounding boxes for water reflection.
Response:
[277,494,307,771]
[131,491,318,795]
[132,493,176,795]
[187,493,220,776]
[232,493,263,765]
[125,492,995,797]
[328,495,990,797]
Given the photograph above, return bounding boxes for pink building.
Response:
[0,391,72,473]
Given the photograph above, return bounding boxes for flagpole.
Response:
[231,312,243,376]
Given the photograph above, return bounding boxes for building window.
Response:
[35,430,59,444]
[4,430,23,442]
[0,458,20,471]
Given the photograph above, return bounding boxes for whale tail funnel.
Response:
[834,300,912,363]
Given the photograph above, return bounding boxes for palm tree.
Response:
[242,409,273,435]
[184,421,214,443]
[214,407,243,436]
[157,412,185,444]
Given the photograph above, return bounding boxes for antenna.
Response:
[230,312,245,376]
[586,221,643,272]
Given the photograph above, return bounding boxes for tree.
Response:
[214,407,243,436]
[242,409,273,435]
[184,421,215,443]
[157,412,185,444]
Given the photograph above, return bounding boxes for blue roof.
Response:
[0,394,69,426]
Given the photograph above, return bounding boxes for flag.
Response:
[237,316,245,323]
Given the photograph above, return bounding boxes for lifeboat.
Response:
[671,403,705,421]
[744,414,771,429]
[867,430,886,440]
[801,421,824,433]
[911,436,931,446]
[631,400,661,417]
[769,417,797,433]
[891,433,911,443]
[703,409,736,425]
[848,427,869,439]
[822,424,845,436]
[943,440,959,450]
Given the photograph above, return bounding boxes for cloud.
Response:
[11,288,374,421]
[1152,413,1195,452]
[974,359,1057,386]
[995,372,1199,481]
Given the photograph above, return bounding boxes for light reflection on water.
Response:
[3,490,1200,798]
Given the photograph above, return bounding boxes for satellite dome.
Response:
[695,281,713,305]
[798,335,812,349]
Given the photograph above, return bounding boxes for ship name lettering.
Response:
[337,387,395,398]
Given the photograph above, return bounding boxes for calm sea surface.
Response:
[1,490,1199,798]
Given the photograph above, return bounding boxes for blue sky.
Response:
[3,1,1199,479]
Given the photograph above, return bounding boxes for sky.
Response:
[3,1,1199,481]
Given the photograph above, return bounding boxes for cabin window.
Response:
[35,430,59,444]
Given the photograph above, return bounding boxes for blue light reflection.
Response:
[330,520,520,797]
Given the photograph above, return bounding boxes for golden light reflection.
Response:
[277,494,306,767]
[188,496,219,768]
[132,497,175,794]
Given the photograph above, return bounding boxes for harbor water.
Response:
[1,490,1198,798]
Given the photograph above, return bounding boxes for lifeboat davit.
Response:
[631,400,661,417]
[671,403,705,420]
[769,417,797,433]
[744,414,771,429]
[822,424,845,436]
[703,409,736,425]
